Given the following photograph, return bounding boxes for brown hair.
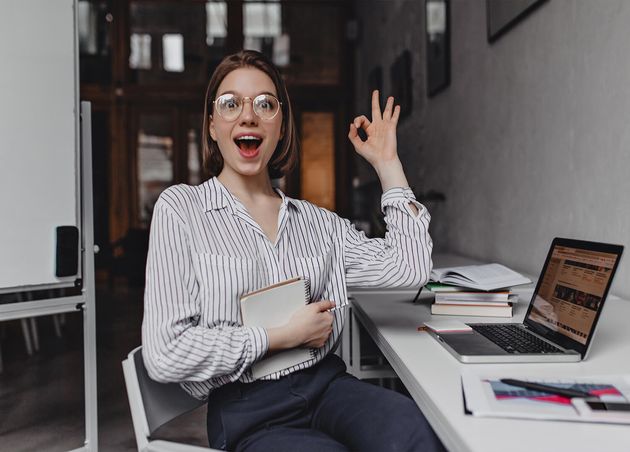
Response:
[202,50,298,179]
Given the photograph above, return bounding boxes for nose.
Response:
[239,98,257,125]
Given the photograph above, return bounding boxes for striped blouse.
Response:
[142,177,432,400]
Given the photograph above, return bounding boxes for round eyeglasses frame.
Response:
[212,93,282,121]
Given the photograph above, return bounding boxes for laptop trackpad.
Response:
[440,332,508,355]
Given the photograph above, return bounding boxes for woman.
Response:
[142,50,439,451]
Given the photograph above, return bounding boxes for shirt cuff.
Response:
[380,187,425,217]
[246,326,269,363]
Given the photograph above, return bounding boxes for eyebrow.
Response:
[217,90,277,98]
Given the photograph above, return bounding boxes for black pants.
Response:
[207,355,444,451]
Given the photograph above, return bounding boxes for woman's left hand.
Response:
[348,90,400,171]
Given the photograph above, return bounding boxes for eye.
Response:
[256,96,276,111]
[218,95,240,111]
[224,98,238,110]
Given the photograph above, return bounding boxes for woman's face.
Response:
[209,67,283,179]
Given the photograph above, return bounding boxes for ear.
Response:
[209,116,217,141]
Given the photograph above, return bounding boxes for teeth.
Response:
[236,135,261,141]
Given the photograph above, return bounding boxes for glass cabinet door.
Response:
[300,112,336,211]
[135,113,174,226]
[185,113,204,186]
[134,110,206,227]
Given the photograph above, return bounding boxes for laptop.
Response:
[429,238,624,363]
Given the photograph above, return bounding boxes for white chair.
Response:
[122,346,219,452]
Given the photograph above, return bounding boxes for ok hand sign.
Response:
[348,90,400,171]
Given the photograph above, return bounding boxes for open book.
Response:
[430,263,531,291]
[240,277,313,379]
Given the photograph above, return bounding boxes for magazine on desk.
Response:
[430,263,531,291]
[462,371,630,424]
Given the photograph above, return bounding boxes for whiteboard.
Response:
[0,0,79,292]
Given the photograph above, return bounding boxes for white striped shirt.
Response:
[142,177,432,400]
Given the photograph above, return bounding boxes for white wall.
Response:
[423,0,630,297]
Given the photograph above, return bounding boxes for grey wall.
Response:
[423,0,630,297]
[352,0,440,237]
[354,0,630,297]
[352,0,426,186]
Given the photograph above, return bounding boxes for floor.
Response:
[0,280,405,452]
[0,281,208,452]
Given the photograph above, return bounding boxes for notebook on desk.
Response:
[429,238,624,363]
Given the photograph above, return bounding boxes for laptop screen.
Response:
[525,239,623,354]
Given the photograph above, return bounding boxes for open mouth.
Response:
[234,135,263,156]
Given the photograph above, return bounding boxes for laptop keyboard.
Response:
[470,324,563,354]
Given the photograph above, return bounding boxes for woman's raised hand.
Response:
[348,90,400,171]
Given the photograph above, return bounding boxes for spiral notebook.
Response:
[240,277,313,379]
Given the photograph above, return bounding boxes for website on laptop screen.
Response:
[528,245,619,344]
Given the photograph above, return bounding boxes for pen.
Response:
[500,379,593,399]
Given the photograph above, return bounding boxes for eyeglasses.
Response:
[212,93,282,121]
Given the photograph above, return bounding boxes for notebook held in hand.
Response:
[240,277,314,379]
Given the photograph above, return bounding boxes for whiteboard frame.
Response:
[0,2,98,449]
[0,102,99,451]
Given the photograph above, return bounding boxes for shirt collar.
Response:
[202,177,232,211]
[202,177,301,213]
[274,187,301,213]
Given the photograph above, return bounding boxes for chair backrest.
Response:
[122,346,206,450]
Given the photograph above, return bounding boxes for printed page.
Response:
[432,264,530,290]
[462,372,630,423]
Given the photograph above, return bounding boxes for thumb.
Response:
[314,300,335,312]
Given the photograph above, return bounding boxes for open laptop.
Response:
[430,238,624,363]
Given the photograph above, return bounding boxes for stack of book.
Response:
[427,283,516,317]
[427,263,531,318]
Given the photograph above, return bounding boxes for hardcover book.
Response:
[431,302,513,318]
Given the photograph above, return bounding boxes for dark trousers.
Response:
[207,355,444,452]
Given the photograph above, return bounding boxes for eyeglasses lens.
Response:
[215,94,279,121]
[253,95,279,120]
[215,95,240,121]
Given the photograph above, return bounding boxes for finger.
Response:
[348,122,358,139]
[353,115,371,130]
[348,124,364,149]
[315,300,335,312]
[383,96,395,120]
[391,105,401,125]
[371,90,382,121]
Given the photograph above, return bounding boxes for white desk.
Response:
[348,257,630,452]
